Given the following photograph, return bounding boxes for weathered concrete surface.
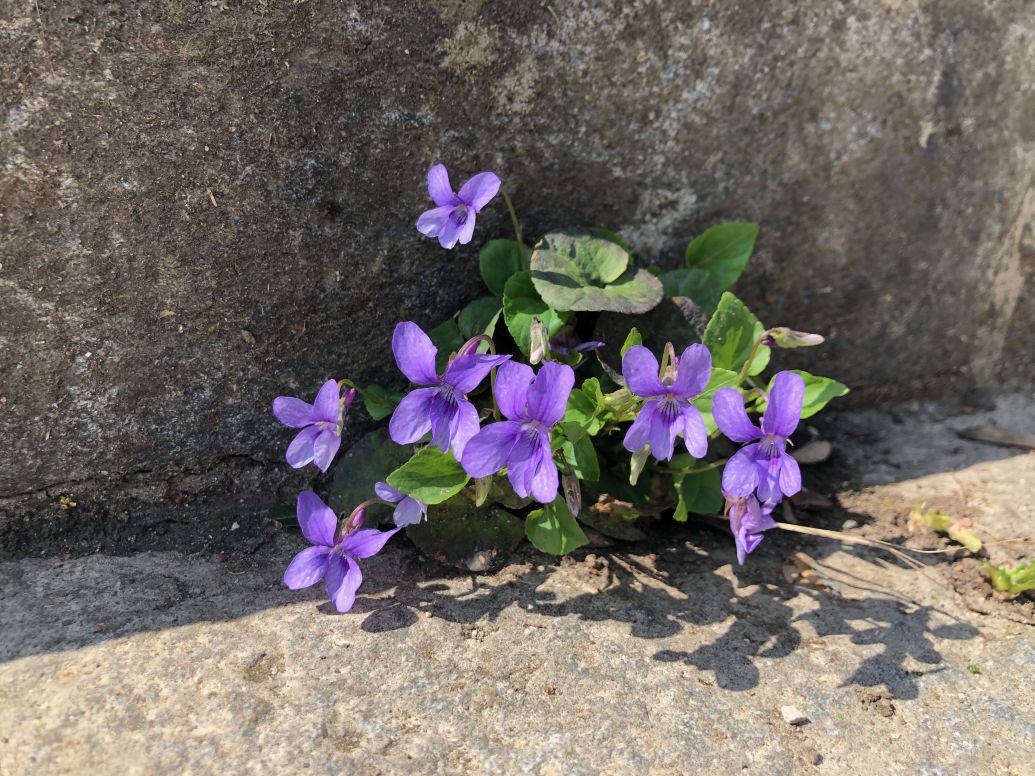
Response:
[2,398,1034,774]
[2,1,1034,507]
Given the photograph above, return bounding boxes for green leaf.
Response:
[386,446,469,505]
[428,318,465,374]
[407,495,525,572]
[661,267,724,313]
[984,560,1035,597]
[479,239,530,296]
[457,296,502,344]
[754,370,849,420]
[795,371,849,420]
[702,292,770,376]
[525,498,588,555]
[530,230,663,314]
[620,327,642,357]
[561,433,600,481]
[327,429,412,524]
[685,222,758,290]
[673,468,724,522]
[362,384,404,422]
[562,380,605,438]
[502,271,570,356]
[589,227,635,254]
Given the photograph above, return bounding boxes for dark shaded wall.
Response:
[1,0,1033,501]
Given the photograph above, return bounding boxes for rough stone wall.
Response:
[1,0,1033,501]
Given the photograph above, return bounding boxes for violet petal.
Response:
[283,545,331,589]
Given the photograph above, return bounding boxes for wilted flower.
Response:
[622,344,712,461]
[389,321,509,458]
[725,493,777,565]
[713,371,805,503]
[416,164,500,249]
[273,380,355,472]
[282,491,399,613]
[461,361,575,504]
[374,481,428,527]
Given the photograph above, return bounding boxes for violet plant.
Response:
[273,163,848,612]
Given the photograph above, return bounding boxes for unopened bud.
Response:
[345,505,366,533]
[528,318,549,365]
[764,327,825,349]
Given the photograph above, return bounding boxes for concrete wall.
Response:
[2,0,1033,502]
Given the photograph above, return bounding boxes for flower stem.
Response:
[735,335,770,384]
[659,458,728,476]
[481,337,502,422]
[500,187,524,255]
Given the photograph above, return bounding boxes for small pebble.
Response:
[781,705,810,725]
[842,519,859,530]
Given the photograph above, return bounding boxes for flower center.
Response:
[438,382,459,404]
[453,204,469,225]
[657,393,684,422]
[759,434,783,459]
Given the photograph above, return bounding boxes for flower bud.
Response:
[764,327,825,349]
[528,317,550,365]
[344,505,366,533]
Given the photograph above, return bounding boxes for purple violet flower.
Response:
[725,493,778,565]
[282,491,399,613]
[460,361,575,504]
[389,321,509,458]
[621,344,712,461]
[416,164,501,249]
[713,370,805,503]
[374,481,428,527]
[273,380,355,472]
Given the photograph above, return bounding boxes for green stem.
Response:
[500,187,524,255]
[656,457,728,476]
[735,335,767,384]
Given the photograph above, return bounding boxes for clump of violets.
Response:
[273,380,355,472]
[713,371,804,504]
[622,344,712,461]
[461,361,575,504]
[282,491,399,613]
[389,321,509,458]
[272,162,848,609]
[416,164,500,249]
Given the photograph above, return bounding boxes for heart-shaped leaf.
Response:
[479,239,530,296]
[685,222,758,290]
[525,498,588,555]
[386,445,469,505]
[702,292,770,376]
[530,230,663,314]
